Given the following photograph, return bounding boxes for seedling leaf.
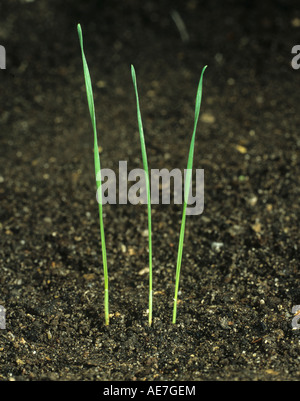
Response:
[131,65,153,326]
[77,23,109,326]
[173,65,207,324]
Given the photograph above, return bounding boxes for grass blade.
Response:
[172,65,207,324]
[77,23,109,326]
[131,65,153,326]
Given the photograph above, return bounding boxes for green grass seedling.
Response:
[77,23,109,326]
[172,65,207,324]
[131,65,153,326]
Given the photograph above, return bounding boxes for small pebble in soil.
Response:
[211,242,224,252]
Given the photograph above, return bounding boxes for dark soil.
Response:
[0,0,300,381]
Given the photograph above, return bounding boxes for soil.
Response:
[0,0,300,382]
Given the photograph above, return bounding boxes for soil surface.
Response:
[0,0,300,381]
